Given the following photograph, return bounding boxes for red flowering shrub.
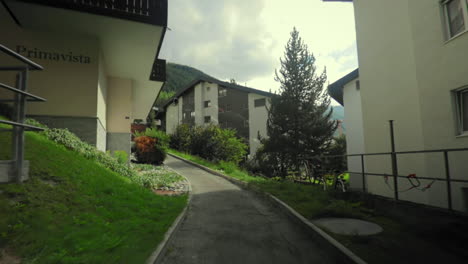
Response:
[134,136,166,165]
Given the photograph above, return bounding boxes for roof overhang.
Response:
[328,68,359,106]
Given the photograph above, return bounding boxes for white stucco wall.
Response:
[201,82,219,125]
[407,0,468,211]
[343,79,365,190]
[194,83,203,125]
[97,50,107,130]
[248,93,270,157]
[165,101,180,135]
[353,0,468,211]
[106,77,132,133]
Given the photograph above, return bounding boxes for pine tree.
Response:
[259,27,337,177]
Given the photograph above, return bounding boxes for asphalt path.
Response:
[159,155,334,264]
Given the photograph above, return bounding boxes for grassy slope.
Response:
[0,128,187,264]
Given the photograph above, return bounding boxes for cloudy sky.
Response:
[160,0,358,102]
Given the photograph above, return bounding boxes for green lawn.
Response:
[0,126,187,264]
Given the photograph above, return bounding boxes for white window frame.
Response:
[441,0,468,40]
[218,88,227,97]
[454,86,468,135]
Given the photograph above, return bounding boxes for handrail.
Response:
[0,43,45,183]
[0,120,44,131]
[0,44,43,70]
[0,82,46,102]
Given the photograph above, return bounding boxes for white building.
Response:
[0,0,168,155]
[327,0,468,212]
[160,77,273,157]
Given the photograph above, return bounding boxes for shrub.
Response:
[170,124,247,165]
[169,124,192,152]
[134,136,165,165]
[113,150,128,164]
[133,128,168,165]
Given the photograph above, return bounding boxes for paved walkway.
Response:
[159,156,334,264]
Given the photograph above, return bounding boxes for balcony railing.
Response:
[17,0,167,26]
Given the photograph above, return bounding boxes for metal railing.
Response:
[16,0,168,26]
[316,121,468,211]
[0,44,45,183]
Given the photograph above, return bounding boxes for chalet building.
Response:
[0,0,168,155]
[327,0,468,212]
[159,77,274,157]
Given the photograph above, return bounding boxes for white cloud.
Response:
[160,0,358,98]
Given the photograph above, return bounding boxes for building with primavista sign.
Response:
[0,0,167,155]
[159,77,274,157]
[327,0,468,212]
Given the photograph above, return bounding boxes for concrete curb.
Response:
[145,167,193,264]
[168,153,367,264]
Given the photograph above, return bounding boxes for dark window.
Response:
[204,116,211,123]
[204,100,211,108]
[457,88,468,132]
[226,103,232,112]
[254,98,266,107]
[356,80,360,90]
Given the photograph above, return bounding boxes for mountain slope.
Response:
[165,63,212,93]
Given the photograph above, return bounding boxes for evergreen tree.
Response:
[258,27,337,177]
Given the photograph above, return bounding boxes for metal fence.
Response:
[318,120,468,211]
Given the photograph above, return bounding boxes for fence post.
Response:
[361,154,366,193]
[443,151,453,211]
[389,120,399,201]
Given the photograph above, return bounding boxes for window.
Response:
[356,80,361,90]
[190,111,195,118]
[254,98,266,107]
[204,100,211,108]
[204,116,211,123]
[243,120,249,128]
[206,86,211,91]
[456,88,468,133]
[219,88,227,97]
[226,103,232,112]
[442,0,468,39]
[219,105,225,113]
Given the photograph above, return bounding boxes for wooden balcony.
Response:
[16,0,167,26]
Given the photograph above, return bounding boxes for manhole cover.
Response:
[314,218,383,236]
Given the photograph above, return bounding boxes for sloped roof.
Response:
[327,68,359,106]
[161,76,276,109]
